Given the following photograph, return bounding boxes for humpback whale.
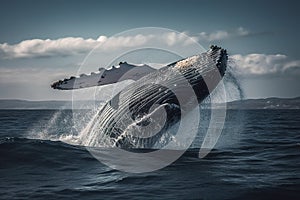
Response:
[51,45,228,148]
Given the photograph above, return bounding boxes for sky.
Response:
[0,0,299,100]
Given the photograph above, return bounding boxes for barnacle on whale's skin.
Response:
[51,45,228,148]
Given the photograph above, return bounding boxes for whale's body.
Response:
[52,46,228,148]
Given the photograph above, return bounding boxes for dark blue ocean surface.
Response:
[0,109,299,199]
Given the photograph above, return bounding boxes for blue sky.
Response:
[0,0,299,100]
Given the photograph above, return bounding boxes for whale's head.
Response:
[174,45,228,77]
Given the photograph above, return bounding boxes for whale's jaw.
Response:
[85,46,228,149]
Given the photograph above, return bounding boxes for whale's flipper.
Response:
[51,62,156,90]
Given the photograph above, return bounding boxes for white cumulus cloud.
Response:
[0,28,253,59]
[0,36,146,59]
[230,54,300,76]
[0,37,100,59]
[0,32,198,59]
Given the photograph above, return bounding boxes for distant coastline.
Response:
[0,97,299,110]
[213,97,300,109]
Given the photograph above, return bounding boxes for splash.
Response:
[26,106,103,146]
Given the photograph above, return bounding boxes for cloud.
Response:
[0,32,198,59]
[198,27,250,41]
[230,54,300,76]
[0,36,149,59]
[0,27,253,59]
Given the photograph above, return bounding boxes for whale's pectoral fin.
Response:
[51,62,157,90]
